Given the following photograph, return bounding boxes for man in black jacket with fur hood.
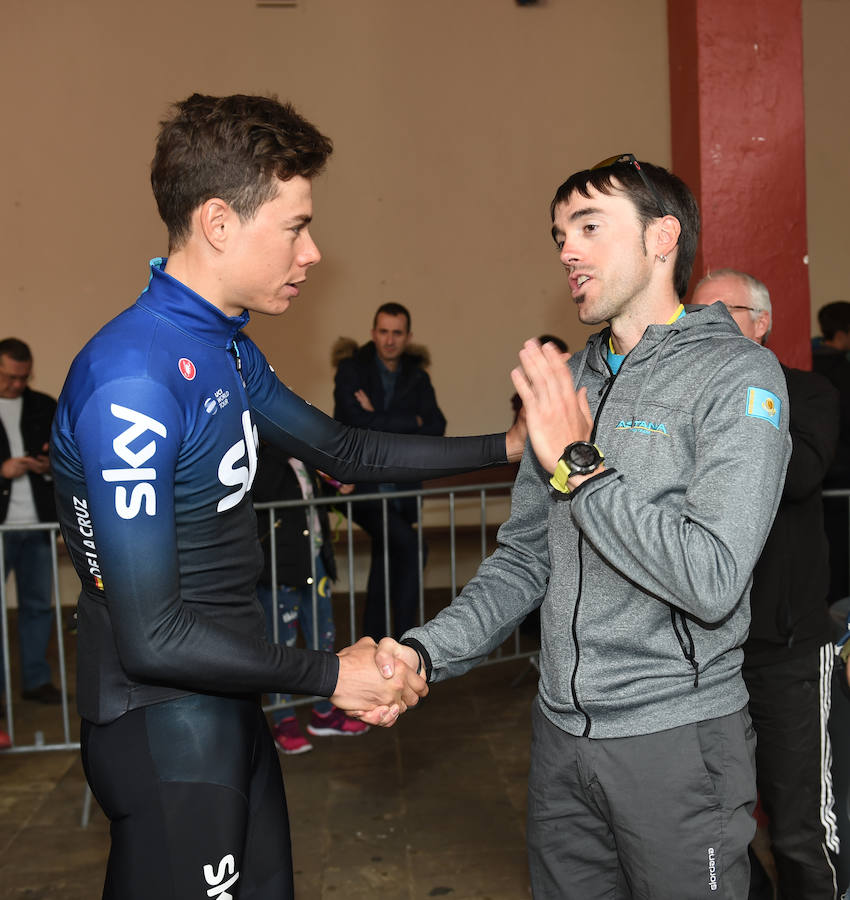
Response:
[333,303,446,639]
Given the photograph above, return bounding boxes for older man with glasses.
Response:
[692,269,841,900]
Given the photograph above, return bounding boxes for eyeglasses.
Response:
[591,153,669,218]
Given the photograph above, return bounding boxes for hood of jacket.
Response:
[331,337,431,372]
[575,301,745,379]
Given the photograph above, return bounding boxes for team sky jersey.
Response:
[52,258,506,724]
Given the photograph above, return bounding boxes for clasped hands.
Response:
[331,637,425,728]
[354,389,423,428]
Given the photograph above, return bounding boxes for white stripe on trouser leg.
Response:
[820,643,840,852]
[819,642,840,899]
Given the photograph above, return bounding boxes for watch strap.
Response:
[550,458,572,494]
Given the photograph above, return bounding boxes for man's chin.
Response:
[575,301,599,325]
[263,298,292,316]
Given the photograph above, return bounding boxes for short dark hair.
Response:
[818,301,850,340]
[550,160,700,300]
[373,302,411,332]
[151,93,333,251]
[0,338,32,362]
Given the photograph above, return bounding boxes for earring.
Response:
[658,254,667,263]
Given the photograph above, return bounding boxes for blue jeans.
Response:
[257,554,335,723]
[2,530,54,692]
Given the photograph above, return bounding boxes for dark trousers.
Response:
[824,496,850,605]
[744,643,840,900]
[352,495,424,640]
[82,694,293,899]
[2,530,53,692]
[526,700,757,899]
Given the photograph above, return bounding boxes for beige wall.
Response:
[3,0,670,435]
[803,0,850,331]
[1,0,846,433]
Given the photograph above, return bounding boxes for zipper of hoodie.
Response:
[572,358,619,738]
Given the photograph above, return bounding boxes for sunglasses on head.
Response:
[591,153,669,218]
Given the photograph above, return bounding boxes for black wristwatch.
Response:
[549,441,604,494]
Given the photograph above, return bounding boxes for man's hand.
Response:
[354,389,374,412]
[374,637,421,679]
[332,637,428,727]
[510,340,592,474]
[1,454,48,479]
[348,638,425,725]
[26,454,50,475]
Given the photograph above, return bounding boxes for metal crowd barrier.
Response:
[256,480,535,716]
[0,520,73,754]
[0,478,534,755]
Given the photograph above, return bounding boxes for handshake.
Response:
[330,637,426,727]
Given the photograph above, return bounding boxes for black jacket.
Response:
[333,340,446,437]
[744,365,839,665]
[0,386,57,523]
[253,443,338,588]
[812,343,850,487]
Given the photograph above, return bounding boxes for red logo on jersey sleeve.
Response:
[178,358,197,380]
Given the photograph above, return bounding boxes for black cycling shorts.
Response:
[81,693,293,899]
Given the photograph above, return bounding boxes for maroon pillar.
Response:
[668,0,810,368]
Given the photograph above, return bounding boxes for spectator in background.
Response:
[0,338,61,747]
[813,301,850,605]
[693,270,840,899]
[253,443,369,754]
[333,303,446,639]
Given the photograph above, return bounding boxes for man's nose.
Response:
[300,229,321,267]
[560,243,580,268]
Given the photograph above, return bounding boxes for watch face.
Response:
[569,443,599,469]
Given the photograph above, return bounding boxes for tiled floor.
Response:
[0,656,539,899]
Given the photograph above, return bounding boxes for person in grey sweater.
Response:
[376,157,791,899]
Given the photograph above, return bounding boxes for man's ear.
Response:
[197,198,234,251]
[653,214,681,262]
[754,311,771,344]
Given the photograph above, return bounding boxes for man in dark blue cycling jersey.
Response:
[50,93,522,900]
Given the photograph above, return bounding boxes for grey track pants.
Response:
[526,701,757,899]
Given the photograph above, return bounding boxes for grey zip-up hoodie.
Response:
[404,302,791,738]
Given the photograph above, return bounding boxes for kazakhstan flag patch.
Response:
[745,387,781,428]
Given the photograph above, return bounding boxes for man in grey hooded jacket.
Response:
[377,157,791,899]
